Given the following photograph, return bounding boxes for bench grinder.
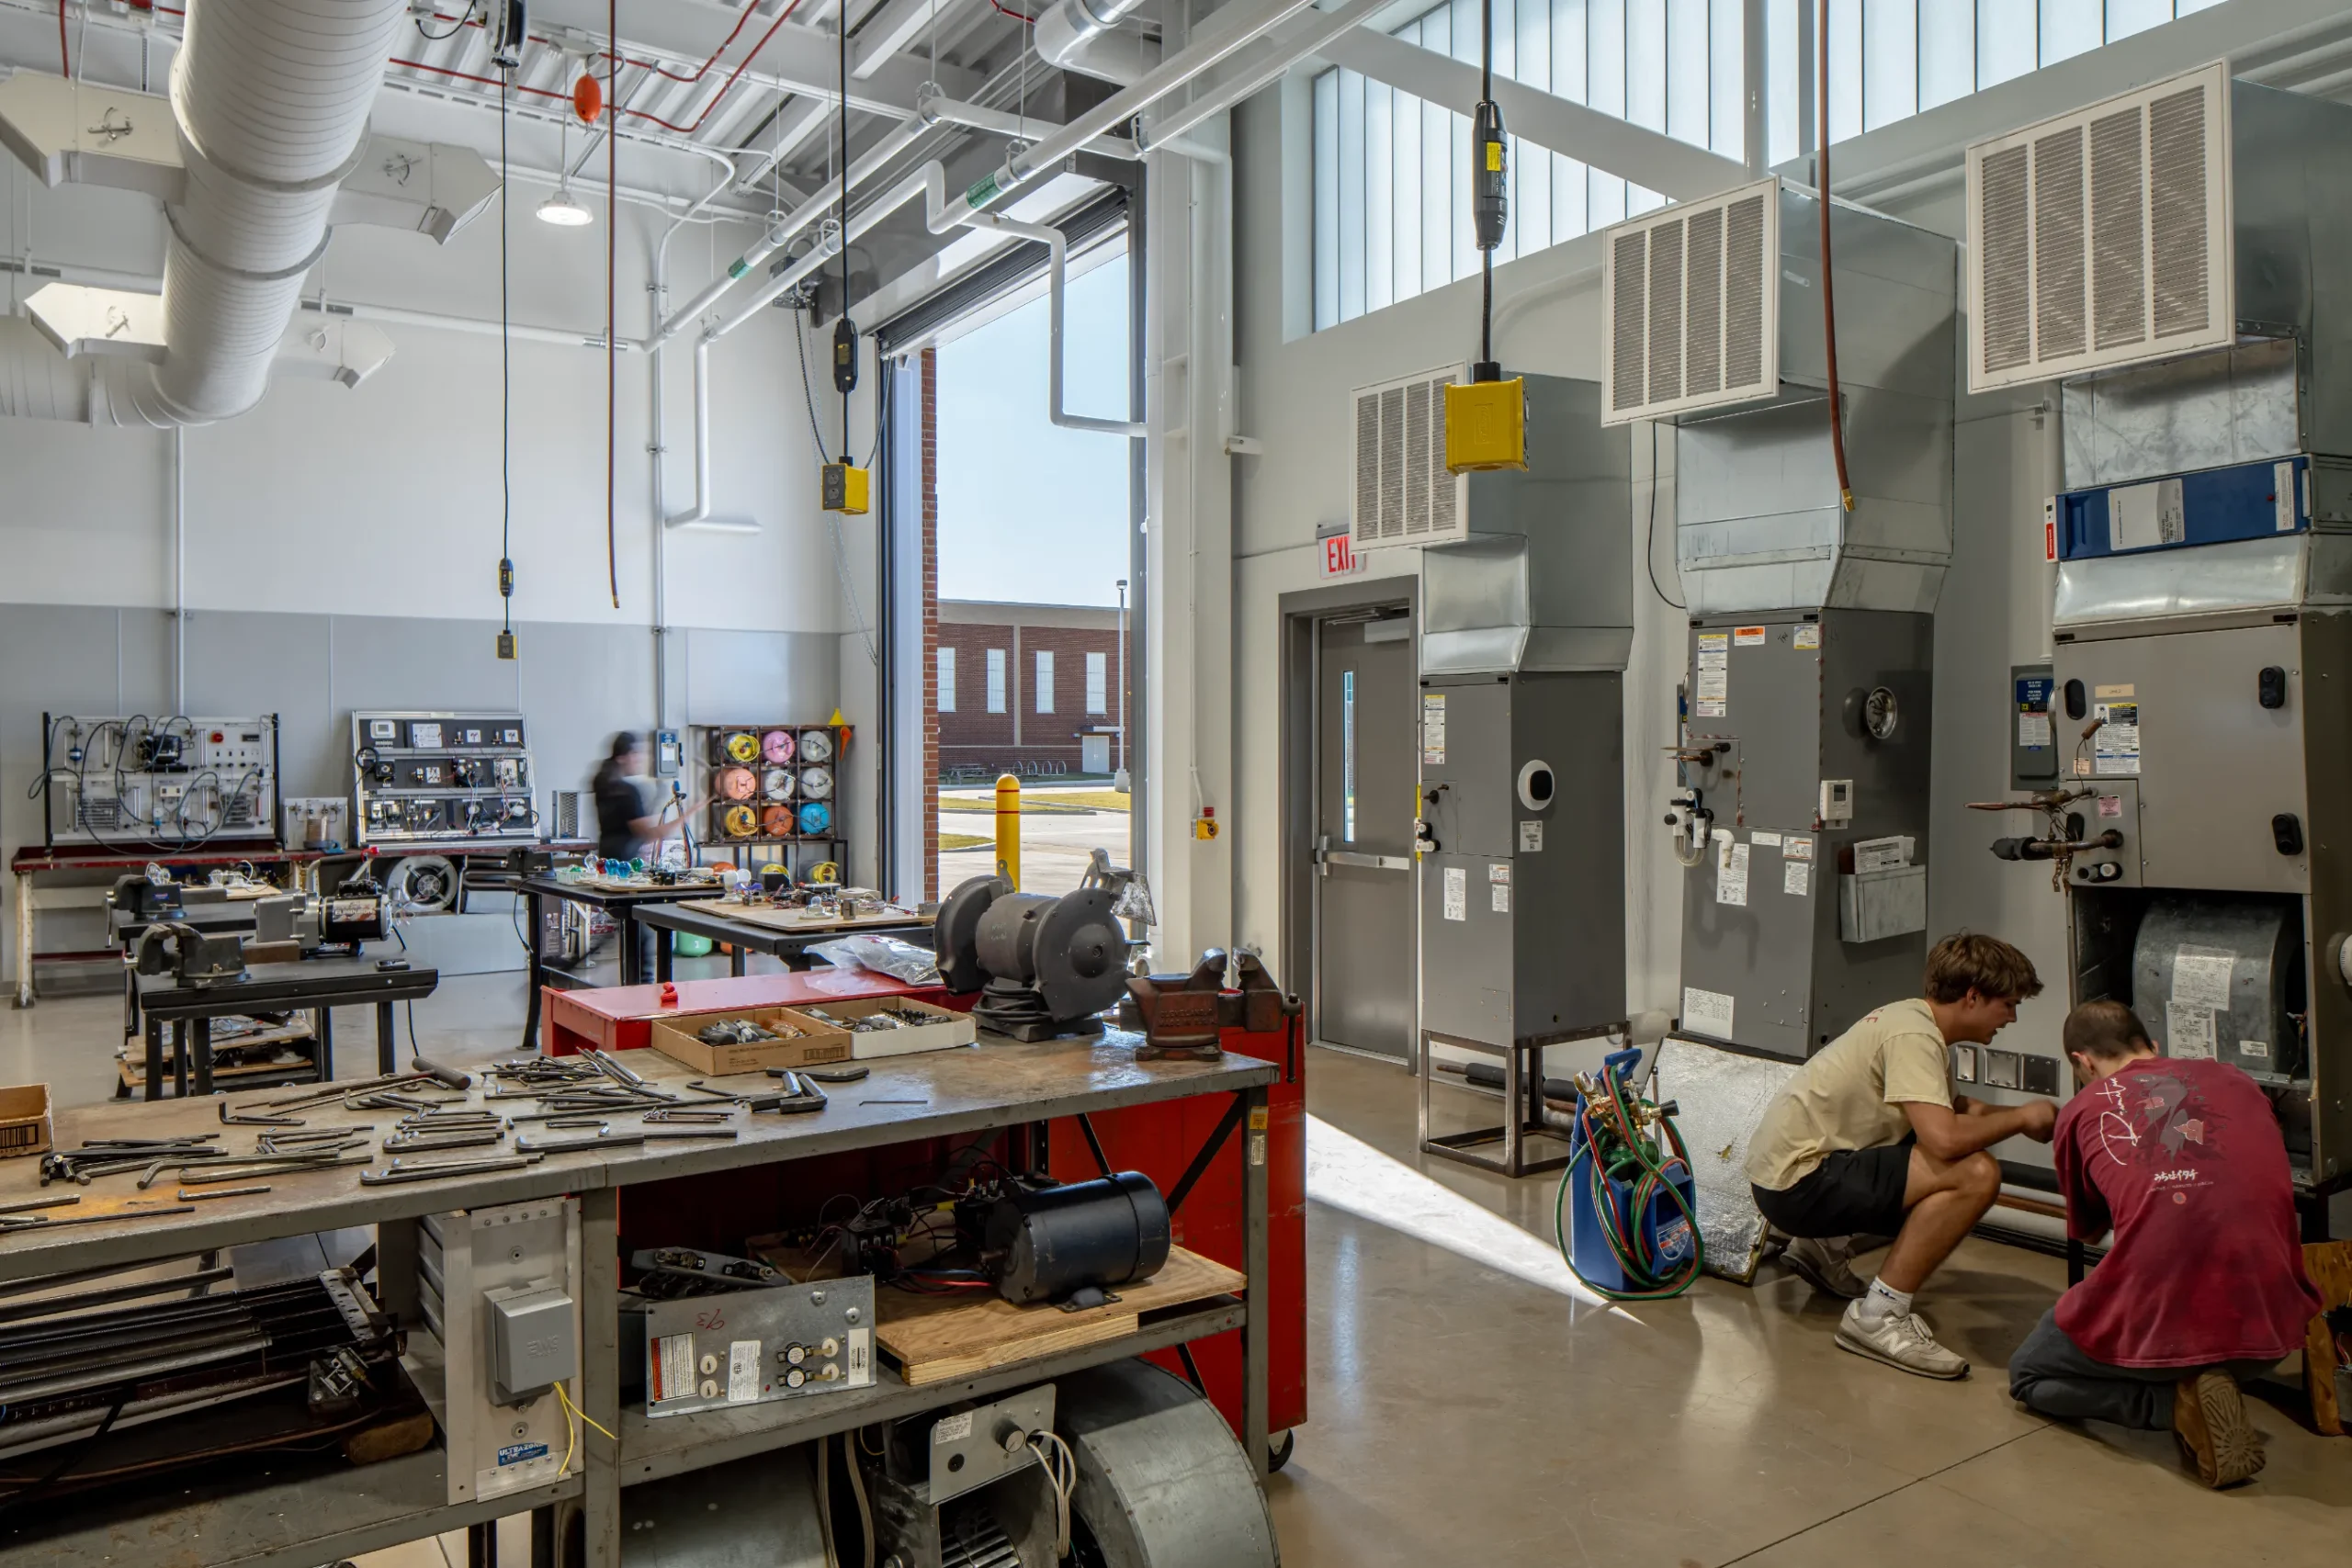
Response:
[935,852,1147,1041]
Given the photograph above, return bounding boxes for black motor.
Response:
[967,1171,1171,1307]
[935,868,1133,1042]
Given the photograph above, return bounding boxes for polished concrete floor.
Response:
[8,966,2346,1566]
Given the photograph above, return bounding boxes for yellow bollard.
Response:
[994,773,1022,889]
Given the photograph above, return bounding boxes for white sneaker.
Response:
[1782,1235,1868,1300]
[1835,1298,1970,1380]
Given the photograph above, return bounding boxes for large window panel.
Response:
[1310,0,2227,330]
[1861,0,1917,130]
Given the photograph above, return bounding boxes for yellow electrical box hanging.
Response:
[1444,378,1527,472]
[821,463,870,514]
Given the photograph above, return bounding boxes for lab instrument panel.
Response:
[39,713,281,849]
[351,710,538,848]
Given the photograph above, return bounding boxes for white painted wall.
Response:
[0,153,852,640]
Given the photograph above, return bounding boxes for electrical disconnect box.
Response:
[351,710,538,848]
[39,714,281,849]
[392,1197,581,1505]
[1964,62,2352,1190]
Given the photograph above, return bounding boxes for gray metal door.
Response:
[1313,615,1415,1056]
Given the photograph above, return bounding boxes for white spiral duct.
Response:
[122,0,406,426]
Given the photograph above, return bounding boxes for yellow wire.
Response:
[553,1382,616,1477]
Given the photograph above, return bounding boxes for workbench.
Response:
[9,846,321,1009]
[130,956,443,1100]
[515,874,725,1048]
[0,1026,1275,1568]
[631,898,934,978]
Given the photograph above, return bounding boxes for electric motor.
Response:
[976,1171,1171,1305]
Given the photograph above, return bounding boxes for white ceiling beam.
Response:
[852,0,967,80]
[1320,29,1747,201]
[528,0,978,118]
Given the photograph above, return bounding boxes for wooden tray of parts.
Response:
[115,1017,321,1095]
[866,1247,1243,1386]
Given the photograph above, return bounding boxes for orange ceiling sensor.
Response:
[573,74,604,124]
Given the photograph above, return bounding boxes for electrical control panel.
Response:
[39,713,281,848]
[351,710,537,848]
[639,1276,875,1418]
[405,1197,582,1505]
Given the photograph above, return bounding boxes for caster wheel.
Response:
[1267,1428,1295,1472]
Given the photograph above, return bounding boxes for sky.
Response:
[935,252,1132,608]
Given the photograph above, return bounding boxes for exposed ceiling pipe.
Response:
[985,210,1145,436]
[661,336,760,531]
[1033,0,1159,85]
[962,0,1316,207]
[1135,0,1387,152]
[921,93,1139,158]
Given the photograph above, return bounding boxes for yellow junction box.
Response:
[822,462,871,514]
[1444,378,1528,473]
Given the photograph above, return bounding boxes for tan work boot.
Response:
[2173,1369,2265,1488]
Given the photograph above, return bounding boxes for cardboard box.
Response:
[647,1008,853,1076]
[797,998,976,1060]
[0,1083,54,1159]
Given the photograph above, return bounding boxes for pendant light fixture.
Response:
[538,114,595,228]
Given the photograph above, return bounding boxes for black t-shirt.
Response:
[593,766,650,863]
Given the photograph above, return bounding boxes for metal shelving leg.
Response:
[1242,1082,1271,1481]
[582,1186,622,1567]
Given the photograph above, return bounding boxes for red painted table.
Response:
[538,968,950,1055]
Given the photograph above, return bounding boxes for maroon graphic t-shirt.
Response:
[2054,1055,2320,1369]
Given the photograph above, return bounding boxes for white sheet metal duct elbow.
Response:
[127,0,406,426]
[1033,0,1160,85]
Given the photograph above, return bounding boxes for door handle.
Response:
[1317,849,1409,873]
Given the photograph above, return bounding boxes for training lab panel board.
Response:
[1677,611,1933,1061]
[1418,673,1626,1049]
[2053,614,2352,1185]
[351,710,538,848]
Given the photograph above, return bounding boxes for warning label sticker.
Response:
[1784,862,1810,897]
[1421,694,1447,764]
[1681,986,1735,1039]
[1442,865,1466,921]
[2093,700,2141,776]
[1733,626,1768,646]
[1792,623,1821,650]
[1716,842,1750,908]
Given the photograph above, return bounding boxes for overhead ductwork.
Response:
[1034,0,1160,85]
[0,0,451,427]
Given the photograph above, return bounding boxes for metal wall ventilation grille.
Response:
[1966,61,2231,392]
[1349,365,1469,549]
[1600,177,1779,426]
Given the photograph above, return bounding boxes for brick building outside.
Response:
[936,600,1126,780]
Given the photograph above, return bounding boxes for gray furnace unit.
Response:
[1413,374,1633,1175]
[1600,175,1958,1061]
[1965,62,2352,1198]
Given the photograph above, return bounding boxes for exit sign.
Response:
[1320,531,1361,578]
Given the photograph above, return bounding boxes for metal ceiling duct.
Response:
[130,0,406,425]
[1034,0,1161,85]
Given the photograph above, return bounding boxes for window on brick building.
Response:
[937,647,956,714]
[987,649,1008,714]
[1035,649,1055,714]
[1085,651,1107,715]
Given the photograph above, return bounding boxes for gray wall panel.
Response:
[683,628,839,725]
[3,604,840,982]
[519,621,658,801]
[186,613,339,796]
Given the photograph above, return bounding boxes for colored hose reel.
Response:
[797,728,835,764]
[760,728,796,763]
[722,730,761,764]
[720,804,761,838]
[798,765,833,800]
[716,765,759,802]
[797,801,831,837]
[1555,1048,1703,1302]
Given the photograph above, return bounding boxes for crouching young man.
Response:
[2007,999,2321,1487]
[1747,933,2055,1379]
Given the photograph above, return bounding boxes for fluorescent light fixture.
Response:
[537,187,594,227]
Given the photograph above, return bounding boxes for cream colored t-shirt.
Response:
[1746,998,1953,1191]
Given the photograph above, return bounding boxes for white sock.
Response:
[1860,1277,1913,1324]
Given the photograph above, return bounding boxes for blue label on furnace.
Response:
[498,1441,550,1467]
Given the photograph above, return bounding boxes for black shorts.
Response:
[1751,1135,1914,1240]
